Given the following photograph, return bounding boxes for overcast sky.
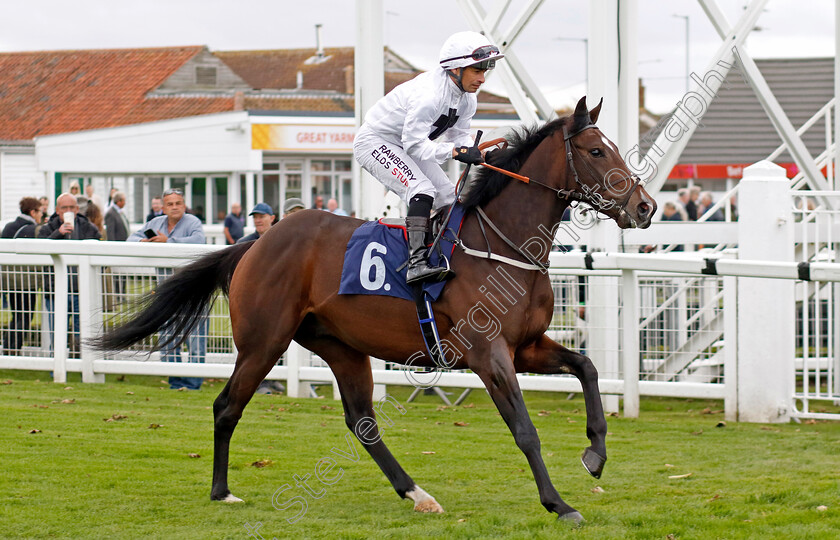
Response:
[0,0,833,114]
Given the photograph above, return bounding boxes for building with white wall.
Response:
[0,45,517,229]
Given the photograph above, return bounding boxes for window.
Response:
[191,177,206,223]
[195,66,217,86]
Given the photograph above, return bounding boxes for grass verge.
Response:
[2,370,839,539]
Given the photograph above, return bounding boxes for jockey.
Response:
[353,31,504,285]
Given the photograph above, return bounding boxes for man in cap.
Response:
[353,31,504,285]
[237,203,277,244]
[283,197,305,217]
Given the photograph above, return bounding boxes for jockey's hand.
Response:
[453,146,483,165]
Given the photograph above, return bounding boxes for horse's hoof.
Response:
[406,486,444,513]
[581,447,606,479]
[221,493,244,503]
[558,511,585,524]
[414,499,445,513]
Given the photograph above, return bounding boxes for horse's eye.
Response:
[590,148,604,157]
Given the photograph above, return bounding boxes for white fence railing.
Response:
[2,163,839,422]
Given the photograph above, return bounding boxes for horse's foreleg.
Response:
[308,338,443,513]
[211,351,280,502]
[515,335,607,479]
[470,341,582,522]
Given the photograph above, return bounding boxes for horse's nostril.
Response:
[638,202,651,217]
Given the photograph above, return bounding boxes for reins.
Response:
[452,122,643,271]
[477,125,643,214]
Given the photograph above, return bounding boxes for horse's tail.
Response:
[88,240,256,352]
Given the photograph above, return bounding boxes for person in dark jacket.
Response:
[236,203,276,244]
[39,193,101,240]
[38,193,100,357]
[104,191,130,241]
[1,197,44,355]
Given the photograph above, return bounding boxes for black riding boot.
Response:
[405,216,448,285]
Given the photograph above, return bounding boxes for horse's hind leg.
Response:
[515,334,608,479]
[211,346,286,502]
[301,336,443,513]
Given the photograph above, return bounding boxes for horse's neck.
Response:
[472,139,570,258]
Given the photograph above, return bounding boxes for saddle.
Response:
[339,204,467,369]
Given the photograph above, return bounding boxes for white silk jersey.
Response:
[358,68,476,165]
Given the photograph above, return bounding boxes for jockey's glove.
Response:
[453,146,483,165]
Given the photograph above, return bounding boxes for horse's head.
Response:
[562,96,656,229]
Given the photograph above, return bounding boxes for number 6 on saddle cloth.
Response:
[338,204,468,368]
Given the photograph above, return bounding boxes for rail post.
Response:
[621,269,640,417]
[50,254,68,383]
[78,255,104,383]
[736,160,794,422]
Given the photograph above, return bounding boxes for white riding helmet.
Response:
[439,31,505,71]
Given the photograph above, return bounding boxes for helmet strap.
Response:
[446,68,466,92]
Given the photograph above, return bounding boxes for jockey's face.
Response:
[458,66,487,93]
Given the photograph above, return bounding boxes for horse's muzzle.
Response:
[619,199,655,229]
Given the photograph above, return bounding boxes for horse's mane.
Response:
[461,112,588,209]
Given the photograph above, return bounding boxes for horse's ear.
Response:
[573,96,589,119]
[589,98,604,124]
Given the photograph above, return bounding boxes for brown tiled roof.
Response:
[216,47,511,110]
[216,48,357,92]
[0,46,213,139]
[0,45,514,141]
[118,96,234,125]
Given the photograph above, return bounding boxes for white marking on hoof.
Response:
[221,493,244,503]
[406,486,444,513]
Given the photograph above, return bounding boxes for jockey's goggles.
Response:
[441,45,501,68]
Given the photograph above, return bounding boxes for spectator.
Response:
[685,186,701,221]
[237,203,275,243]
[75,194,89,214]
[68,181,81,196]
[104,191,130,241]
[129,188,206,390]
[223,203,245,245]
[85,184,105,213]
[243,201,287,395]
[85,202,104,238]
[146,197,163,222]
[660,201,684,251]
[39,193,101,357]
[1,197,44,355]
[699,191,724,221]
[108,187,118,205]
[326,198,349,216]
[677,188,690,214]
[189,205,205,222]
[1,197,41,239]
[103,191,130,307]
[283,197,305,218]
[312,195,325,210]
[38,197,49,223]
[40,193,101,240]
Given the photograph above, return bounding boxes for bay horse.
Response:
[91,96,656,523]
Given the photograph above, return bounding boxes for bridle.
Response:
[452,121,645,271]
[478,122,643,218]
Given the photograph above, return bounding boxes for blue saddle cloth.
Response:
[339,204,466,302]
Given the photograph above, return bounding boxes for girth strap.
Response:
[454,206,548,272]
